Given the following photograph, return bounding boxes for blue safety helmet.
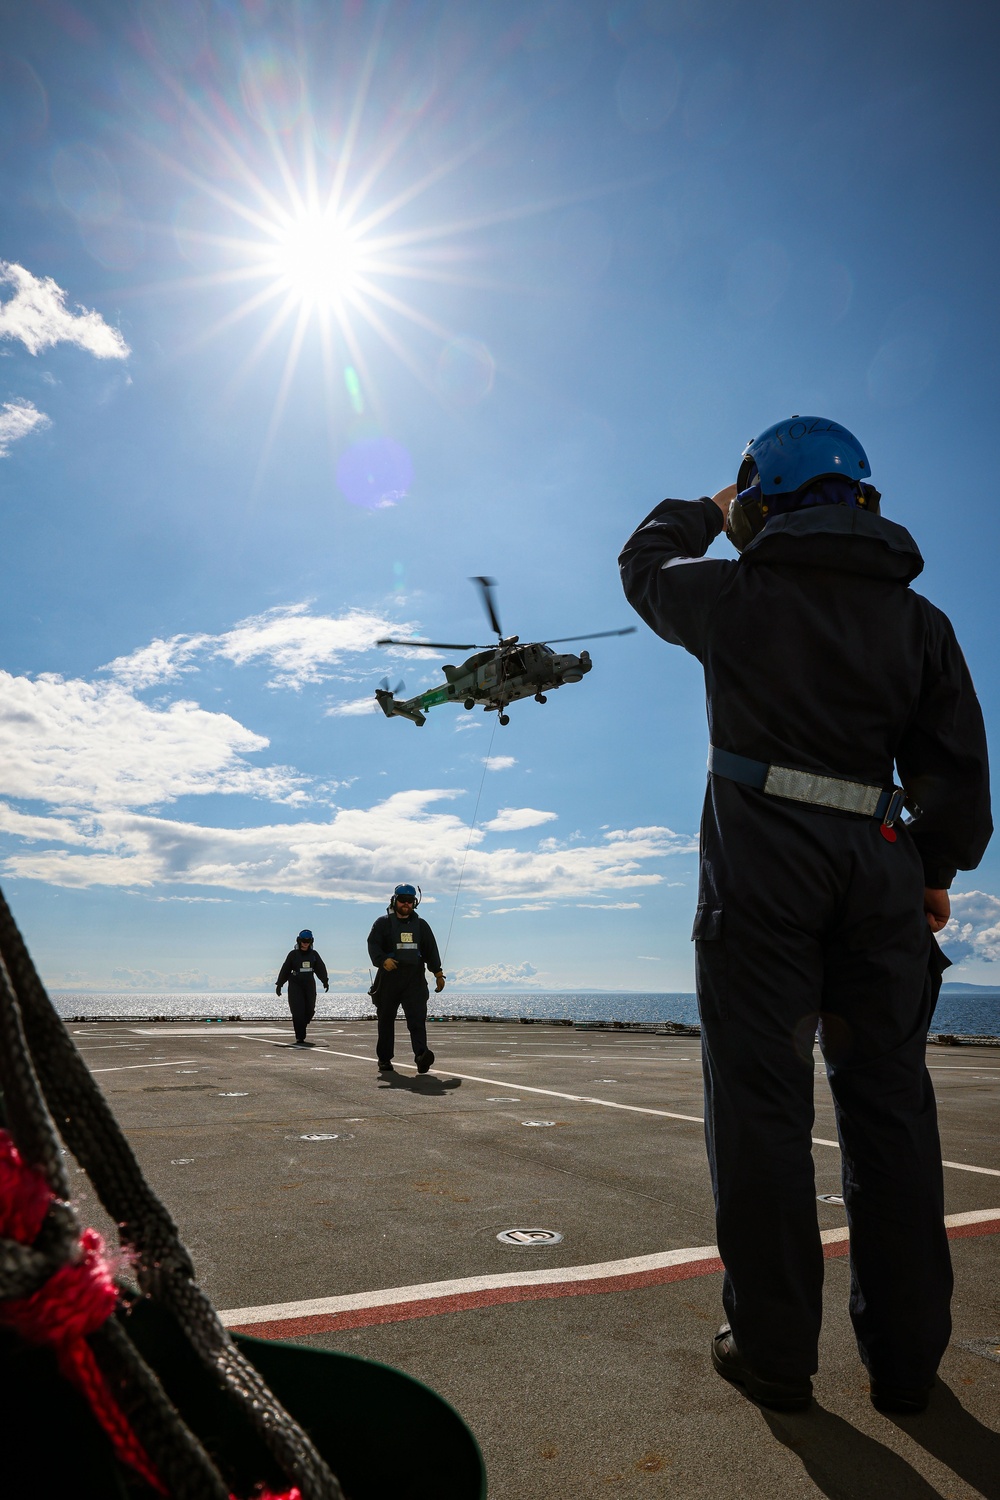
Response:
[727,416,875,552]
[297,929,313,942]
[393,884,417,901]
[738,416,870,498]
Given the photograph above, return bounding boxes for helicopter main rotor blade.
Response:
[377,637,477,650]
[541,627,638,645]
[470,576,503,639]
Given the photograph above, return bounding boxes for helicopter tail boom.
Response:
[375,688,426,727]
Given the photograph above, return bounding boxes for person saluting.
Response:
[276,929,329,1048]
[367,884,444,1075]
[619,417,991,1417]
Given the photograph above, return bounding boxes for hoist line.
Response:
[442,715,499,966]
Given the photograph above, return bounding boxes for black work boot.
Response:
[870,1380,932,1415]
[415,1049,435,1074]
[711,1325,813,1412]
[377,1059,394,1074]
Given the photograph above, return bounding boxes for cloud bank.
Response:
[1,788,693,902]
[941,891,1000,964]
[0,671,303,809]
[0,261,130,358]
[1,606,696,907]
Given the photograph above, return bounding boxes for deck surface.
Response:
[73,1017,1000,1499]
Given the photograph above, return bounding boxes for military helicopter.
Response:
[374,576,635,727]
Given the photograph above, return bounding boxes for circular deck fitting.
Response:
[521,1120,556,1127]
[300,1133,340,1141]
[496,1228,564,1247]
[219,1092,249,1097]
[817,1193,845,1205]
[487,1096,521,1102]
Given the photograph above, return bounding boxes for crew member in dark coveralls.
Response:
[367,884,445,1075]
[276,929,329,1048]
[619,417,991,1416]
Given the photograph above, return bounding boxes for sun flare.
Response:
[268,210,362,307]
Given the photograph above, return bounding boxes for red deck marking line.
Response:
[220,1211,1000,1341]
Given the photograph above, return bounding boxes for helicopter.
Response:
[374,576,635,727]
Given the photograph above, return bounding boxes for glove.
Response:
[275,985,281,996]
[323,984,329,993]
[435,972,446,993]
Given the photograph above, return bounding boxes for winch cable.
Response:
[442,715,498,966]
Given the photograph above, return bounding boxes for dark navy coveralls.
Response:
[619,497,991,1385]
[276,946,329,1042]
[367,913,442,1065]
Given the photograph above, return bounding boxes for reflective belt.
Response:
[708,746,907,826]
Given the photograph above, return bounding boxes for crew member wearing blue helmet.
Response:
[276,929,329,1048]
[367,885,445,1075]
[620,418,991,1416]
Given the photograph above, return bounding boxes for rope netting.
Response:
[0,883,344,1500]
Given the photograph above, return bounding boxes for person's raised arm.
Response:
[619,494,734,658]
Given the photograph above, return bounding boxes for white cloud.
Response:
[0,261,130,359]
[490,903,554,914]
[637,955,661,960]
[104,605,415,691]
[483,755,516,772]
[325,694,379,717]
[449,962,540,987]
[0,671,304,810]
[940,891,1000,964]
[483,807,557,832]
[577,902,642,909]
[0,399,49,456]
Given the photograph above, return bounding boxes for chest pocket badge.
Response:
[300,960,312,971]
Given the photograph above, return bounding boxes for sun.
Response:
[267,209,363,308]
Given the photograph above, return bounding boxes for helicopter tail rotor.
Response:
[471,575,503,639]
[378,676,405,696]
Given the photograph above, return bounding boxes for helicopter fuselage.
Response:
[375,638,591,727]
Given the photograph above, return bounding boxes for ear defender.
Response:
[725,487,768,553]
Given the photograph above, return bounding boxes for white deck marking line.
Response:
[219,1208,1000,1334]
[289,1046,705,1124]
[229,1040,1000,1174]
[90,1060,199,1074]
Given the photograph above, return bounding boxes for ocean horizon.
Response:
[51,988,1000,1036]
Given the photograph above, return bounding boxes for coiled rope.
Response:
[0,884,344,1500]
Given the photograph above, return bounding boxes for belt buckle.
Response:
[882,788,906,829]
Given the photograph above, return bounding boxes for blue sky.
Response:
[1,0,998,993]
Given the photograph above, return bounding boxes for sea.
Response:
[51,988,1000,1037]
